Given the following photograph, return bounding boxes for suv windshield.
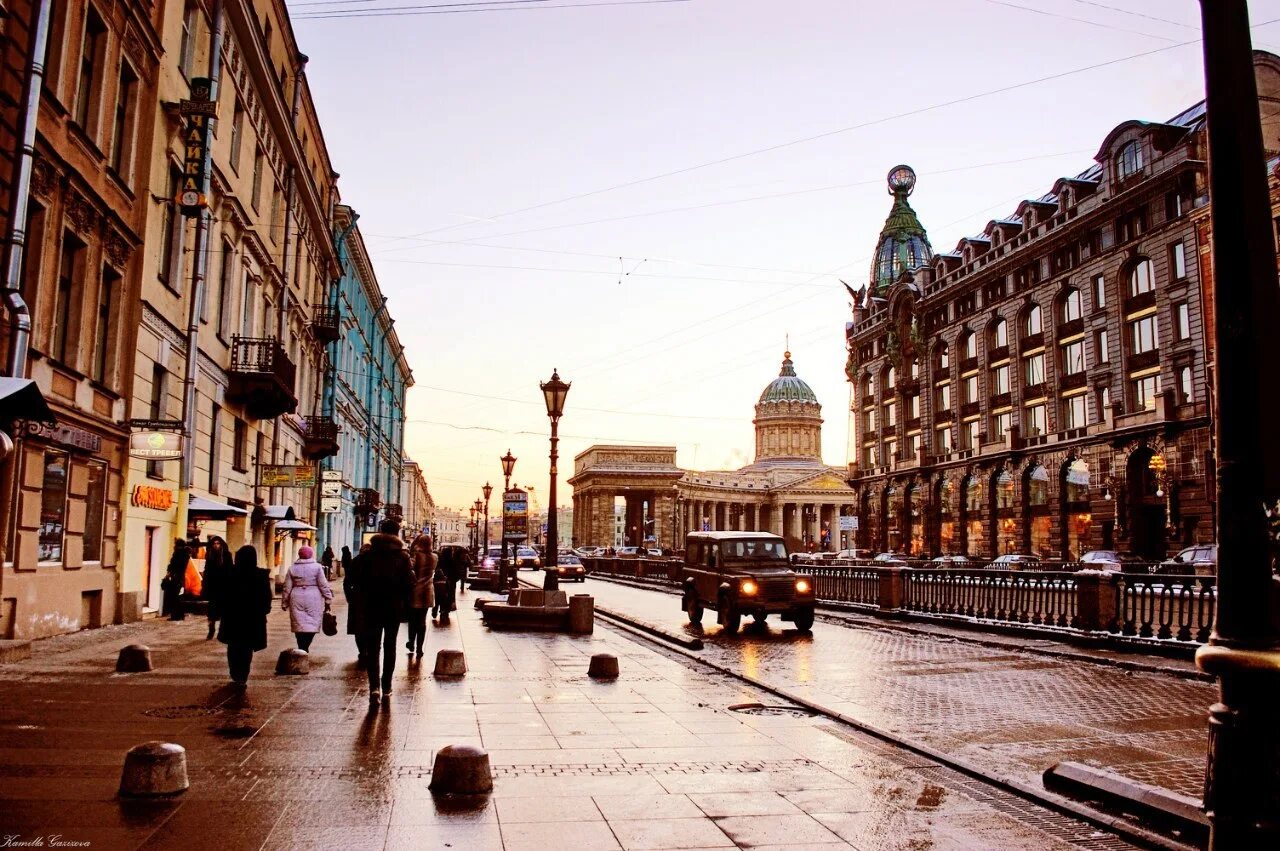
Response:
[718,539,787,560]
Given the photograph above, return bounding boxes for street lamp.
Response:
[468,505,477,554]
[540,368,570,591]
[1196,3,1280,846]
[482,482,493,555]
[499,450,517,583]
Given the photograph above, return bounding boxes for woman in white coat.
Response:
[283,545,334,652]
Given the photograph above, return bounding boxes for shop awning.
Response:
[188,496,250,518]
[0,377,55,425]
[263,505,296,521]
[274,519,317,532]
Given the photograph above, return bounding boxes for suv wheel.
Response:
[718,597,740,635]
[685,596,703,625]
[792,608,814,633]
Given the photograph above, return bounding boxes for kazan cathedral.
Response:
[569,353,859,552]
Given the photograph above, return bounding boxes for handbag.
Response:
[322,606,338,636]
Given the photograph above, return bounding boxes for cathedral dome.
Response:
[870,164,933,292]
[759,352,818,405]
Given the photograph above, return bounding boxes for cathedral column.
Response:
[787,503,801,544]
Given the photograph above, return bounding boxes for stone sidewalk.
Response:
[0,587,1146,849]
[579,577,1217,801]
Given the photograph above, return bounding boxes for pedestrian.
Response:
[202,536,233,640]
[283,545,334,652]
[406,535,434,655]
[344,544,368,667]
[358,520,414,705]
[432,551,450,624]
[320,545,335,581]
[215,546,273,685]
[161,539,189,621]
[445,547,468,605]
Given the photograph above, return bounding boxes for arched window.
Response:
[961,331,977,360]
[861,373,874,400]
[1024,304,1043,335]
[884,485,902,552]
[935,342,949,370]
[938,478,956,554]
[885,366,896,390]
[1061,288,1082,322]
[1129,259,1154,297]
[1026,464,1051,557]
[907,482,924,556]
[1063,458,1092,559]
[1027,465,1049,506]
[990,318,1008,349]
[963,476,984,557]
[995,470,1015,510]
[1116,140,1143,179]
[910,357,920,380]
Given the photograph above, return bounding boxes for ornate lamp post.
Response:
[482,482,493,555]
[468,506,477,554]
[499,450,517,583]
[540,369,571,591]
[1196,2,1280,846]
[473,498,483,558]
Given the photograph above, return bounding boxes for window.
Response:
[884,438,897,464]
[935,344,949,370]
[962,420,979,450]
[1130,315,1158,354]
[1024,304,1042,335]
[1175,302,1190,340]
[208,405,221,493]
[1133,373,1161,410]
[147,366,168,477]
[229,100,244,172]
[1095,329,1110,364]
[991,364,1010,395]
[180,1,199,77]
[1129,259,1154,297]
[1170,242,1187,280]
[74,9,107,134]
[45,0,69,93]
[907,393,920,420]
[961,331,976,360]
[909,358,920,380]
[936,426,953,454]
[1099,385,1111,416]
[963,374,979,404]
[240,265,255,337]
[861,445,876,470]
[53,232,85,365]
[1061,289,1082,322]
[935,383,951,411]
[1025,403,1047,436]
[990,411,1011,440]
[1177,365,1194,404]
[1062,340,1085,375]
[251,147,264,209]
[1024,353,1045,387]
[861,374,874,400]
[217,241,234,338]
[1116,140,1143,179]
[159,165,184,289]
[1063,393,1087,429]
[907,433,921,459]
[884,402,896,427]
[83,462,106,562]
[39,451,69,563]
[1117,208,1147,243]
[862,408,876,433]
[990,318,1008,349]
[232,418,248,472]
[109,62,138,179]
[21,201,46,302]
[92,265,119,384]
[885,366,896,389]
[1092,274,1106,310]
[270,183,282,237]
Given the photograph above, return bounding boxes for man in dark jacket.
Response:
[358,521,414,704]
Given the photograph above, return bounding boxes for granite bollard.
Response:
[119,741,189,797]
[588,653,619,679]
[275,648,310,675]
[434,649,467,677]
[115,644,153,673]
[428,745,493,794]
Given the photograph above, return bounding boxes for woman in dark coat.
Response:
[344,545,367,665]
[340,545,353,577]
[216,546,273,684]
[202,536,234,640]
[161,539,189,621]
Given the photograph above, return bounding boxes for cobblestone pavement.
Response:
[0,587,1149,849]
[580,577,1216,800]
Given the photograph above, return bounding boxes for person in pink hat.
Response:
[283,545,334,652]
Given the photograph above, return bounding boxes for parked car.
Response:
[835,549,874,561]
[1158,544,1217,576]
[646,548,665,558]
[680,532,814,634]
[989,554,1041,570]
[547,553,587,582]
[515,546,542,569]
[574,546,601,558]
[1080,550,1125,567]
[617,546,642,558]
[872,552,908,566]
[931,555,972,568]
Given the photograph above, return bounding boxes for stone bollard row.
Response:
[428,745,492,795]
[119,742,189,797]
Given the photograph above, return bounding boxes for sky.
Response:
[287,0,1280,512]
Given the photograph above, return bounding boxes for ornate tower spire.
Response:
[870,165,933,292]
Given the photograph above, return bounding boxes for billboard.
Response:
[259,464,317,488]
[502,488,529,542]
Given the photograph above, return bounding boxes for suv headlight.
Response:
[795,579,811,594]
[740,579,758,596]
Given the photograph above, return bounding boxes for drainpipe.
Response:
[174,0,225,545]
[2,0,53,378]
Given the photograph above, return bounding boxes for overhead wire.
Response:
[293,0,690,19]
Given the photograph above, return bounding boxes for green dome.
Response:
[870,165,933,291]
[759,352,818,404]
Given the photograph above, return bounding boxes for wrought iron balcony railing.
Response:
[227,336,297,419]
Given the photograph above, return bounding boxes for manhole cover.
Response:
[728,702,818,718]
[142,705,222,719]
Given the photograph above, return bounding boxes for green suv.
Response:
[680,532,815,634]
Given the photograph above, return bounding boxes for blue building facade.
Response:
[322,205,412,552]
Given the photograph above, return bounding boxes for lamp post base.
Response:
[1196,643,1280,848]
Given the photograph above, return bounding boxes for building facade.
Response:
[319,204,410,553]
[843,53,1280,561]
[0,0,163,638]
[399,455,432,541]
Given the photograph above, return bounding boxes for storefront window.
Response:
[938,479,955,554]
[1064,458,1092,559]
[963,476,984,556]
[1027,465,1049,507]
[83,462,106,562]
[885,486,902,552]
[907,482,924,556]
[39,451,68,563]
[1030,515,1052,558]
[1065,458,1090,503]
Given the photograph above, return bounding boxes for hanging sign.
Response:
[320,481,341,497]
[320,496,342,514]
[321,470,341,482]
[259,464,317,488]
[178,77,213,216]
[129,431,182,460]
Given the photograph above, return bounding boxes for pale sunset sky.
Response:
[287,0,1280,511]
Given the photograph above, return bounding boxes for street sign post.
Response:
[838,515,859,532]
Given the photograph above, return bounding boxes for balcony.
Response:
[354,488,382,514]
[301,415,340,460]
[227,336,297,419]
[312,306,341,344]
[385,503,404,520]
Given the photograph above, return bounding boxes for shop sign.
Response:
[259,464,317,488]
[179,77,214,217]
[131,485,175,511]
[321,470,341,481]
[25,421,102,453]
[320,496,342,514]
[320,481,341,497]
[129,431,182,459]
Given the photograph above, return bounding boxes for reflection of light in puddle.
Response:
[795,641,812,683]
[742,642,760,679]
